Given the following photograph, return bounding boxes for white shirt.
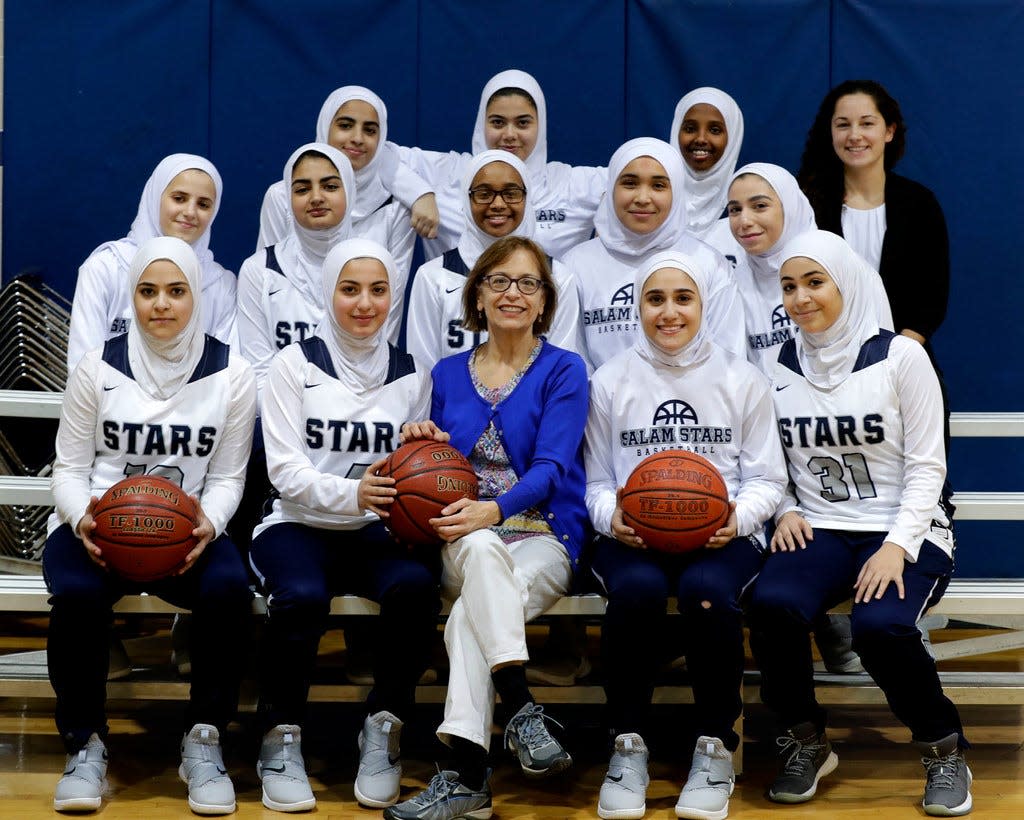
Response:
[585,343,786,539]
[771,332,952,560]
[51,336,256,538]
[841,203,887,272]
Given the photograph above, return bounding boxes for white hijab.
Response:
[456,151,536,270]
[730,163,817,284]
[315,86,392,218]
[97,154,223,292]
[279,142,356,305]
[126,236,206,401]
[633,250,714,370]
[781,229,888,390]
[315,238,395,394]
[593,138,690,259]
[471,69,548,188]
[670,87,745,237]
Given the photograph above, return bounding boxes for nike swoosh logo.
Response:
[63,766,77,775]
[304,382,321,389]
[268,289,282,296]
[262,764,286,773]
[445,286,462,293]
[388,756,400,766]
[607,774,623,782]
[774,385,789,392]
[217,767,227,775]
[103,386,117,392]
[707,779,733,786]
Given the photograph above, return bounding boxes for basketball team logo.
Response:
[748,305,797,352]
[772,304,792,329]
[611,284,634,306]
[653,399,699,426]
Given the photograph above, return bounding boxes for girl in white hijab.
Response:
[565,137,745,372]
[395,69,605,259]
[406,150,581,369]
[670,86,745,254]
[47,235,256,814]
[748,228,969,816]
[251,238,438,813]
[585,250,785,820]
[256,85,433,280]
[68,154,237,372]
[236,142,358,404]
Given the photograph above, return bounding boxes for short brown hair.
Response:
[462,236,556,336]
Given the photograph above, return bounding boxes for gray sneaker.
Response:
[597,733,649,820]
[675,736,734,820]
[257,724,316,812]
[504,702,572,777]
[382,769,492,820]
[179,723,235,815]
[355,710,403,808]
[54,733,108,812]
[914,733,973,816]
[768,722,838,803]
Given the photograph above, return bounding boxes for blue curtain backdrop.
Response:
[4,0,1022,573]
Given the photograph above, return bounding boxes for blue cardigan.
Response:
[430,341,590,567]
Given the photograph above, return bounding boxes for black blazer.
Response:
[816,172,949,343]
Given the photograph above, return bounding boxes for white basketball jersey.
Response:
[256,337,430,534]
[771,332,953,548]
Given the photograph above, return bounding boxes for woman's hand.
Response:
[410,193,440,240]
[853,541,906,603]
[76,496,105,568]
[178,496,215,575]
[400,420,450,444]
[771,511,814,552]
[611,487,645,549]
[357,457,397,518]
[429,497,501,543]
[705,502,738,549]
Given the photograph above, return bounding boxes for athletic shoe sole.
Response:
[354,780,399,808]
[922,765,973,816]
[597,803,646,819]
[54,793,104,812]
[515,749,573,778]
[768,750,838,803]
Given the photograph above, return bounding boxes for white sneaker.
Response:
[355,710,403,808]
[598,733,649,819]
[54,733,108,812]
[179,723,235,815]
[257,724,316,812]
[675,736,734,820]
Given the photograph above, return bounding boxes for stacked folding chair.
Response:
[0,275,70,565]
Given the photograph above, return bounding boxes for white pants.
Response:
[437,529,572,749]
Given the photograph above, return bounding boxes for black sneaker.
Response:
[914,733,973,816]
[768,722,838,803]
[504,703,572,777]
[383,770,492,820]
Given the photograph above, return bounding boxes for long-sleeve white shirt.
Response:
[50,336,256,538]
[584,344,786,540]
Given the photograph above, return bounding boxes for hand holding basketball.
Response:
[178,496,214,575]
[77,496,104,568]
[611,487,644,549]
[704,502,738,549]
[399,419,450,444]
[358,457,397,517]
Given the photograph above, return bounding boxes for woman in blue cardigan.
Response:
[387,236,589,820]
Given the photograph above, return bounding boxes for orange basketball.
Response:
[380,440,479,545]
[91,475,199,581]
[620,451,730,553]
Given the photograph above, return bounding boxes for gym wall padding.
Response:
[3,2,1023,571]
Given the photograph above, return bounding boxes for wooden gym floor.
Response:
[1,615,1022,819]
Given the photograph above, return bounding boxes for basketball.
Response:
[620,451,730,553]
[380,440,479,545]
[91,476,199,581]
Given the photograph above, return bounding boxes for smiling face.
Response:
[469,161,526,237]
[639,267,701,353]
[475,246,547,339]
[332,257,390,338]
[830,92,896,172]
[133,259,194,341]
[483,92,539,162]
[780,256,843,333]
[158,170,216,243]
[613,156,673,235]
[677,103,729,172]
[727,174,785,255]
[290,154,347,231]
[327,99,380,171]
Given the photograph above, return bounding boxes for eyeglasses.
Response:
[481,274,544,295]
[468,185,527,205]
